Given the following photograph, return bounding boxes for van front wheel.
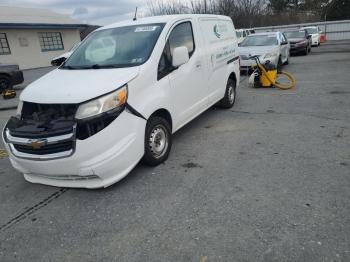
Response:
[219,78,236,108]
[142,116,172,166]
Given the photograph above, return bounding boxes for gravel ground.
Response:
[0,41,349,262]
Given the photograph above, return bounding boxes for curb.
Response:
[0,106,17,111]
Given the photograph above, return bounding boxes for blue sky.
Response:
[0,0,148,25]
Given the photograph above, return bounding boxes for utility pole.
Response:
[323,0,334,39]
[133,7,138,21]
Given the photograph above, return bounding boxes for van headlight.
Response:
[75,85,128,120]
[264,52,278,59]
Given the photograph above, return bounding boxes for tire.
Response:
[277,57,283,73]
[219,78,236,108]
[142,116,172,166]
[303,47,308,56]
[284,56,289,65]
[0,76,12,92]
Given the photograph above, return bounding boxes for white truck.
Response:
[3,14,240,188]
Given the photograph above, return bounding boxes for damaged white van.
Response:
[3,15,240,188]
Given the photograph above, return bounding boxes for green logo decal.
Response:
[214,25,221,38]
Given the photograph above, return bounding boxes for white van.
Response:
[3,15,240,188]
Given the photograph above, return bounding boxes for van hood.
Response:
[288,37,306,43]
[21,67,140,104]
[238,46,279,57]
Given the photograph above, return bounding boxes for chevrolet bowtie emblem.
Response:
[28,139,47,149]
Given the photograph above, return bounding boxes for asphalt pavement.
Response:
[0,41,349,262]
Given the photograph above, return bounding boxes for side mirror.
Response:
[172,46,189,68]
[238,43,241,47]
[51,56,67,66]
[307,35,312,39]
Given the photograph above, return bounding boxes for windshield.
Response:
[236,31,242,38]
[62,23,165,69]
[69,42,80,52]
[305,28,318,34]
[285,31,306,38]
[240,35,278,47]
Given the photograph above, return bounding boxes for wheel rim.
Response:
[0,79,9,90]
[149,125,168,159]
[228,85,235,104]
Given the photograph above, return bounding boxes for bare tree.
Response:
[146,0,343,28]
[147,0,190,15]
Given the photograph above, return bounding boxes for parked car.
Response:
[236,29,249,44]
[3,14,241,188]
[301,26,321,46]
[238,31,290,72]
[51,42,80,66]
[248,29,255,34]
[0,63,24,91]
[284,29,311,55]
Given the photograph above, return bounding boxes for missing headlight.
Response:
[76,107,124,140]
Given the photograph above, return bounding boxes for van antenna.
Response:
[133,7,138,21]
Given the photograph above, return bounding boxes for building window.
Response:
[0,33,11,55]
[38,32,64,52]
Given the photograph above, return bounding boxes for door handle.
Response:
[195,63,201,68]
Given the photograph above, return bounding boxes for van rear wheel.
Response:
[219,78,236,109]
[142,116,172,166]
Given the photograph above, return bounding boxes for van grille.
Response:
[13,141,74,155]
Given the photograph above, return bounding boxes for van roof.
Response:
[99,14,231,30]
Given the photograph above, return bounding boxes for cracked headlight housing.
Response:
[75,85,128,120]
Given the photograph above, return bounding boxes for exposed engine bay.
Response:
[4,102,123,158]
[7,102,77,138]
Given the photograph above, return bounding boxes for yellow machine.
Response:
[249,55,296,90]
[260,69,277,87]
[1,89,17,99]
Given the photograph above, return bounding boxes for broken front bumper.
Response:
[3,111,146,188]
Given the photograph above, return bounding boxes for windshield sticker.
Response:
[135,26,159,32]
[131,58,143,63]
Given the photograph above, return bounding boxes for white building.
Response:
[0,6,86,69]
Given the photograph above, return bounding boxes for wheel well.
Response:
[149,109,172,130]
[228,72,237,86]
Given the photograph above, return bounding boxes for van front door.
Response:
[158,21,208,130]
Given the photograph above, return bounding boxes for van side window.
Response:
[158,22,195,80]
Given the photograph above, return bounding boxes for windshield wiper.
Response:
[81,64,121,69]
[61,65,87,70]
[61,64,126,70]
